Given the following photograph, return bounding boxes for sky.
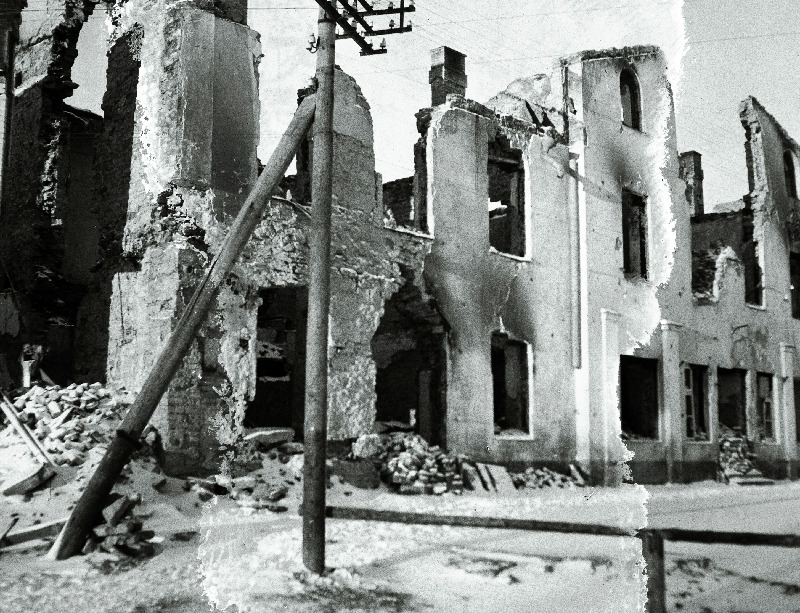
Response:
[66,0,800,209]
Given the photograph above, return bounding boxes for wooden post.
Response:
[640,529,666,613]
[302,4,335,576]
[1,393,54,467]
[47,94,317,560]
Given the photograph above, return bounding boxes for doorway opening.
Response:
[371,267,446,446]
[718,368,747,436]
[244,286,308,438]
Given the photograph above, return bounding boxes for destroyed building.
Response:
[0,2,797,484]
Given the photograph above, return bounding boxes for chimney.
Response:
[429,46,467,106]
[679,151,704,217]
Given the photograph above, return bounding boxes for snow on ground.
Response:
[198,479,648,612]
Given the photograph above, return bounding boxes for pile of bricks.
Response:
[376,433,465,495]
[718,436,757,478]
[7,383,120,467]
[509,465,586,489]
[83,493,158,558]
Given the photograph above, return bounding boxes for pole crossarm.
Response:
[313,0,414,54]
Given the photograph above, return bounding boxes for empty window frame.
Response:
[791,253,800,319]
[488,136,526,257]
[742,213,762,306]
[684,364,709,440]
[620,69,642,130]
[784,150,798,199]
[794,379,800,443]
[622,190,648,278]
[756,372,775,441]
[717,368,747,437]
[619,356,659,440]
[491,332,530,435]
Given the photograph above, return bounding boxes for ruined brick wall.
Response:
[0,0,99,381]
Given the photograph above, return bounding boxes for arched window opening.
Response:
[620,69,642,130]
[784,150,798,198]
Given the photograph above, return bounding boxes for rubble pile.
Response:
[6,383,121,467]
[370,433,466,495]
[509,465,586,490]
[191,442,305,512]
[83,494,158,558]
[718,435,757,479]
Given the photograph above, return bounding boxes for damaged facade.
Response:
[1,2,797,484]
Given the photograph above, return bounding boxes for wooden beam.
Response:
[325,506,635,538]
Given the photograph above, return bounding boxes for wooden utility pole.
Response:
[47,94,317,560]
[302,5,335,575]
[303,0,415,574]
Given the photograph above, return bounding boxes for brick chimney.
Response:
[679,151,704,217]
[429,46,467,106]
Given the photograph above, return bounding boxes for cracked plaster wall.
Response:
[675,98,800,479]
[102,1,263,473]
[423,97,574,466]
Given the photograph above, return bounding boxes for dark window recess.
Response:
[245,286,308,436]
[784,150,798,199]
[742,212,762,305]
[756,372,774,441]
[491,332,530,435]
[684,364,709,440]
[622,190,648,278]
[791,253,800,319]
[620,69,642,130]
[718,368,747,437]
[794,379,800,443]
[488,135,526,257]
[619,356,659,440]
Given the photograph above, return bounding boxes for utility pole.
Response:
[304,0,415,575]
[302,5,335,576]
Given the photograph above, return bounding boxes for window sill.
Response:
[685,439,712,444]
[623,273,650,285]
[622,438,661,444]
[620,122,647,136]
[494,433,534,441]
[745,303,766,311]
[384,225,434,240]
[489,246,531,263]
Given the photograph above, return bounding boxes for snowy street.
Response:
[647,482,800,613]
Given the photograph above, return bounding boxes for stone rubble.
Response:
[6,382,121,467]
[509,465,586,490]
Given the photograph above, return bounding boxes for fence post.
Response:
[641,529,666,613]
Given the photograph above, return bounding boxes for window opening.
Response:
[784,150,798,199]
[717,368,747,437]
[794,379,800,443]
[488,135,526,257]
[491,332,530,436]
[620,69,642,130]
[619,356,659,440]
[622,190,648,278]
[756,372,774,441]
[742,212,762,305]
[791,253,800,319]
[684,364,709,440]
